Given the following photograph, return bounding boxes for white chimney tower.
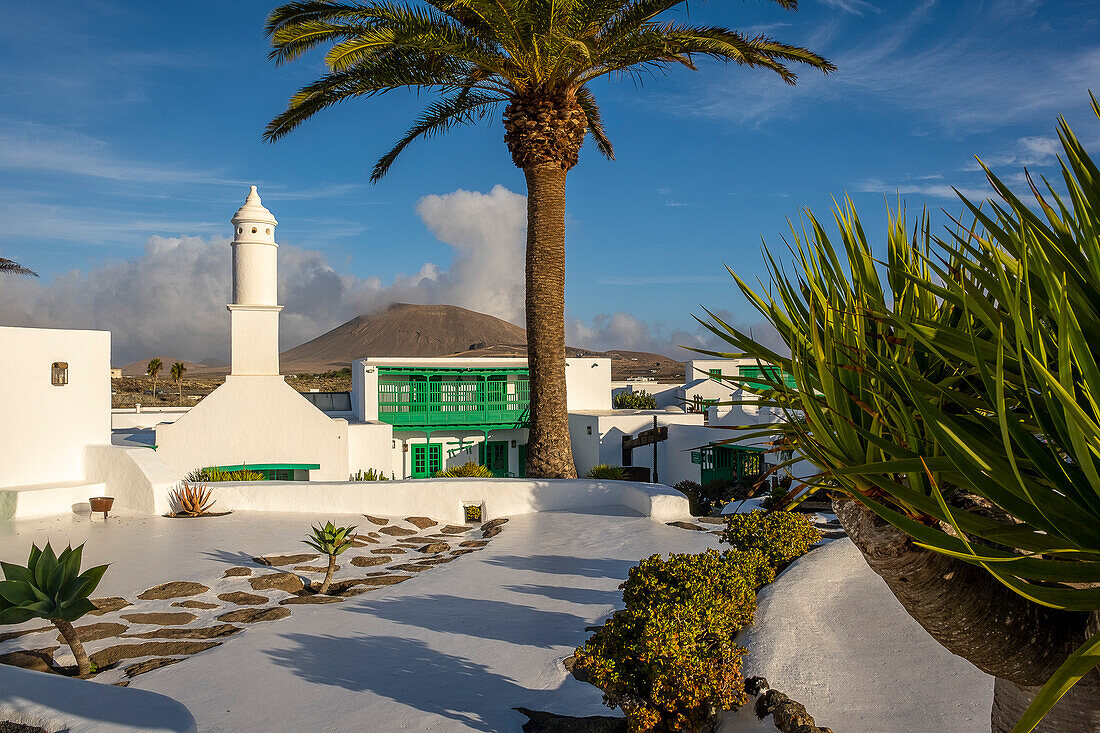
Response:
[228,186,282,376]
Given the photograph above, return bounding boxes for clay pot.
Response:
[89,496,115,518]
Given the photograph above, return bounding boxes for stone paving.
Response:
[0,515,507,685]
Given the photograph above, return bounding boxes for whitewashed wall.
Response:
[155,376,349,481]
[610,381,683,408]
[0,326,111,488]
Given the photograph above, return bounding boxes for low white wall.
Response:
[206,478,691,524]
[84,444,181,516]
[0,664,196,733]
[347,422,397,479]
[112,407,190,430]
[0,481,106,520]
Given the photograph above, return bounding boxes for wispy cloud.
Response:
[666,1,1100,132]
[816,0,880,15]
[856,178,989,201]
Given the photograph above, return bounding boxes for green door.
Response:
[478,441,509,477]
[411,443,442,478]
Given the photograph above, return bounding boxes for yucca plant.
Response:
[170,482,215,517]
[586,464,628,480]
[699,97,1100,731]
[0,542,108,676]
[350,468,390,481]
[303,521,357,594]
[434,462,494,478]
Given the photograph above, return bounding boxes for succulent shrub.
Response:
[721,510,820,568]
[673,480,706,516]
[614,390,657,410]
[350,468,390,481]
[574,550,756,732]
[586,464,628,481]
[169,482,215,517]
[434,462,494,478]
[303,521,357,594]
[0,542,108,675]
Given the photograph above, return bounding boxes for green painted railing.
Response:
[377,369,530,429]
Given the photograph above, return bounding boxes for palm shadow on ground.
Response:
[502,583,619,607]
[481,554,633,579]
[266,633,560,731]
[345,594,587,648]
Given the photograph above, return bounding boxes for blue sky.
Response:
[1,0,1099,364]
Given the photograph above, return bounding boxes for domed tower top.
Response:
[231,185,278,245]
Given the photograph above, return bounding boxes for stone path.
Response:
[0,516,507,686]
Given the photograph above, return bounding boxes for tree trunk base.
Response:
[992,677,1100,733]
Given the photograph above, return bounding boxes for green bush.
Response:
[586,464,628,480]
[573,549,757,732]
[435,462,494,478]
[614,390,657,410]
[350,468,390,481]
[303,521,357,595]
[721,510,820,568]
[673,480,706,516]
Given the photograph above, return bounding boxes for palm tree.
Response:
[0,257,36,277]
[264,0,833,478]
[171,362,186,406]
[146,358,162,402]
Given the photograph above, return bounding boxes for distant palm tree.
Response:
[171,362,186,406]
[0,257,36,277]
[146,358,163,401]
[265,0,834,478]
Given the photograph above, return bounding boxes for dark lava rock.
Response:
[123,624,241,640]
[294,564,339,573]
[666,521,706,531]
[136,582,209,600]
[481,518,509,531]
[745,676,770,696]
[440,525,473,534]
[0,648,58,674]
[696,516,726,524]
[91,641,219,667]
[88,597,131,616]
[173,600,219,610]
[389,563,434,572]
[416,542,450,554]
[351,555,390,567]
[223,567,253,578]
[460,540,489,548]
[218,591,270,605]
[0,626,52,642]
[125,657,182,678]
[370,547,406,554]
[328,575,413,595]
[380,525,417,537]
[362,514,389,526]
[482,526,504,539]
[254,553,319,567]
[405,516,437,529]
[249,573,305,593]
[515,707,626,733]
[119,612,197,626]
[57,622,127,644]
[216,607,291,624]
[280,595,345,605]
[0,722,49,733]
[450,549,478,556]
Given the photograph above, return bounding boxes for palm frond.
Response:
[0,258,37,277]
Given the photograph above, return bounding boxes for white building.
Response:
[0,326,112,518]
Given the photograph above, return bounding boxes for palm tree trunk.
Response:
[834,498,1100,731]
[523,163,577,479]
[319,554,336,595]
[52,618,91,676]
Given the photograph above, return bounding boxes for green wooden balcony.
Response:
[377,367,530,430]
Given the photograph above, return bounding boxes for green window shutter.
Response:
[709,368,723,380]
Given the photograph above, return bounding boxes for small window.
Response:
[251,227,258,234]
[708,368,722,380]
[51,362,68,386]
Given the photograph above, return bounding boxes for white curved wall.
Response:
[0,664,196,733]
[204,478,691,524]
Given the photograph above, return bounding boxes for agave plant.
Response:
[170,482,215,517]
[0,542,108,676]
[699,97,1100,732]
[434,462,494,478]
[303,522,357,595]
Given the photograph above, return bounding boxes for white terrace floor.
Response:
[0,507,992,733]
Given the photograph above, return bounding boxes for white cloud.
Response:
[855,178,991,201]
